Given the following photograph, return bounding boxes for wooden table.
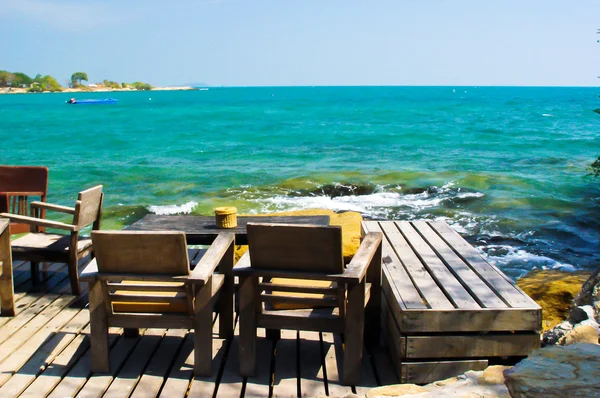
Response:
[126,214,331,245]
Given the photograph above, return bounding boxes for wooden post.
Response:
[365,239,382,347]
[217,241,234,340]
[194,277,214,376]
[68,233,81,295]
[343,280,365,386]
[0,220,15,316]
[238,275,257,376]
[89,279,110,372]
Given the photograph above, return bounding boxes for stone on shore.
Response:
[559,324,599,345]
[365,365,511,397]
[503,343,600,397]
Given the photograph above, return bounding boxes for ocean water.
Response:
[1,86,599,279]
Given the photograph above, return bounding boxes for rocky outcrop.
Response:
[503,343,600,397]
[365,366,511,397]
[541,268,600,346]
[516,270,591,330]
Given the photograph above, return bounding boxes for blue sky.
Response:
[2,0,599,87]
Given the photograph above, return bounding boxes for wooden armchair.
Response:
[0,166,49,234]
[0,185,103,295]
[80,230,235,376]
[233,223,383,386]
[0,218,14,316]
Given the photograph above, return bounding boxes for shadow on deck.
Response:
[0,261,399,397]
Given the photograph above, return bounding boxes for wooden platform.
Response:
[362,220,542,384]
[0,260,399,397]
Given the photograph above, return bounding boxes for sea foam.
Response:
[148,201,198,215]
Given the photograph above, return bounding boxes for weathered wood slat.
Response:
[0,311,88,396]
[185,315,228,397]
[403,333,541,359]
[272,329,299,398]
[396,222,479,309]
[379,222,453,309]
[20,327,120,398]
[243,328,272,398]
[412,221,506,308]
[320,332,352,397]
[130,328,187,398]
[363,221,426,310]
[47,329,138,398]
[429,221,539,308]
[401,359,489,384]
[100,328,166,398]
[298,331,327,397]
[0,293,59,345]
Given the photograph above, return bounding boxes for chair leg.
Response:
[238,276,257,376]
[68,257,80,295]
[217,279,234,340]
[89,280,110,372]
[31,261,40,286]
[343,281,365,386]
[0,230,15,316]
[194,282,214,376]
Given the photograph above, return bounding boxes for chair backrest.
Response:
[247,223,344,274]
[73,185,103,228]
[91,231,190,275]
[0,165,48,194]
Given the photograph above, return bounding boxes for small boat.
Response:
[66,98,118,105]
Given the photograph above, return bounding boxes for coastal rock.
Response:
[542,321,573,346]
[503,343,600,397]
[365,366,510,397]
[516,270,591,330]
[559,325,599,346]
[572,267,600,322]
[568,304,595,324]
[235,209,362,263]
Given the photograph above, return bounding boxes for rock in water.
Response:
[503,343,600,397]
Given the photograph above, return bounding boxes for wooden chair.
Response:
[80,230,234,376]
[0,185,103,295]
[0,166,49,234]
[0,218,14,316]
[233,223,383,385]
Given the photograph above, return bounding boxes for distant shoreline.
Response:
[0,86,198,95]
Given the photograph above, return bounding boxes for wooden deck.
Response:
[0,260,399,398]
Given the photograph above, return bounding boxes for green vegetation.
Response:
[0,71,34,87]
[1,69,154,93]
[70,72,88,87]
[28,74,63,92]
[130,81,153,90]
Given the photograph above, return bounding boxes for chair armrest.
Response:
[341,232,382,282]
[80,258,99,282]
[31,201,76,214]
[0,218,8,235]
[188,232,235,285]
[0,213,78,232]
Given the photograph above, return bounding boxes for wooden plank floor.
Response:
[0,261,397,398]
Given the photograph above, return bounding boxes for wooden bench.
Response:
[362,220,541,384]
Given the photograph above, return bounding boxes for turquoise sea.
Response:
[1,86,599,279]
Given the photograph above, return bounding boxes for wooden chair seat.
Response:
[11,233,92,254]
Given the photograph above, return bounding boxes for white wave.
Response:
[249,188,484,218]
[542,113,553,117]
[481,244,575,272]
[148,201,198,215]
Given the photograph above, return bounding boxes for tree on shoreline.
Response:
[70,72,88,87]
